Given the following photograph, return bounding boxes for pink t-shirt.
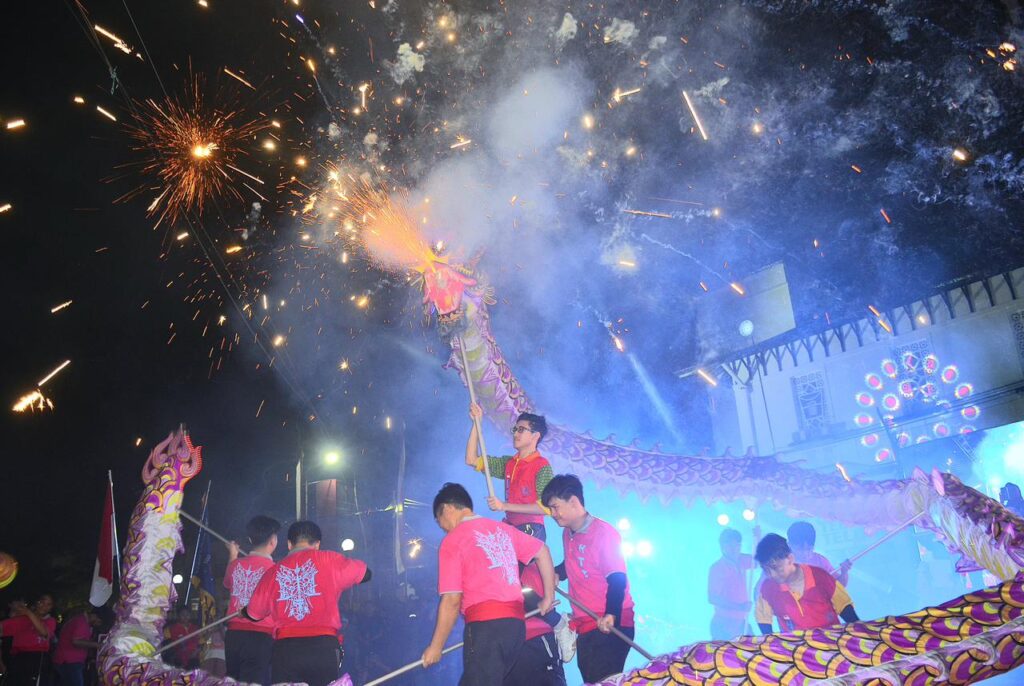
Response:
[708,554,754,620]
[438,516,543,623]
[562,515,634,634]
[53,614,92,664]
[224,554,276,634]
[0,614,56,653]
[247,548,367,640]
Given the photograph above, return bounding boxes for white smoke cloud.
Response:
[603,18,639,46]
[648,36,667,50]
[553,13,577,49]
[387,42,425,84]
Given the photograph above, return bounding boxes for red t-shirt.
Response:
[438,516,543,623]
[759,564,844,631]
[247,548,367,640]
[53,613,92,664]
[708,554,754,620]
[562,515,635,634]
[0,614,56,654]
[519,564,552,641]
[224,554,276,634]
[502,453,550,527]
[166,621,200,665]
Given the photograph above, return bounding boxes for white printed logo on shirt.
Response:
[474,528,519,585]
[230,564,266,606]
[276,559,321,620]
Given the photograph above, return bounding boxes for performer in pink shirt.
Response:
[52,607,103,686]
[707,528,754,640]
[422,482,556,686]
[0,594,57,686]
[542,475,636,684]
[223,515,279,684]
[245,521,371,686]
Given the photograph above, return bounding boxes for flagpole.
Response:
[184,481,212,606]
[108,470,122,583]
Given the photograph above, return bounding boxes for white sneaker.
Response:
[553,615,577,663]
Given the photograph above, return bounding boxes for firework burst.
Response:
[343,180,434,271]
[124,81,266,228]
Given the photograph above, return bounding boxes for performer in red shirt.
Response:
[422,482,556,686]
[707,528,755,640]
[245,520,371,686]
[52,607,103,686]
[0,594,57,686]
[754,533,859,633]
[542,475,636,684]
[465,402,575,660]
[223,515,279,684]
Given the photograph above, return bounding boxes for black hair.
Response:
[755,533,791,566]
[516,412,548,443]
[433,482,473,519]
[287,520,323,545]
[246,515,281,547]
[787,521,816,548]
[719,528,742,546]
[541,474,584,507]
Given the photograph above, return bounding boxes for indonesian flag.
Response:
[89,478,116,607]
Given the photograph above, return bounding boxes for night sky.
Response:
[2,0,1022,610]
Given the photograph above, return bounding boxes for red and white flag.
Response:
[89,475,116,607]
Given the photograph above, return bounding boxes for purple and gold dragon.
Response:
[99,274,1024,686]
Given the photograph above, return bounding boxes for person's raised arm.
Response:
[465,402,487,468]
[20,606,51,639]
[422,593,461,667]
[531,546,556,615]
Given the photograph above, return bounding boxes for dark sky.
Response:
[2,0,1023,606]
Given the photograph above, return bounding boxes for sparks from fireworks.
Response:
[12,360,71,414]
[681,91,708,141]
[123,81,266,228]
[50,300,72,314]
[343,181,434,272]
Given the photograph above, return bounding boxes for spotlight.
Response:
[341,538,355,551]
[742,509,756,521]
[324,451,341,465]
[172,574,184,584]
[621,541,636,558]
[716,514,730,526]
[617,518,631,531]
[636,540,653,557]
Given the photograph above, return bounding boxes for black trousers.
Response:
[6,652,48,686]
[459,618,524,686]
[271,636,341,686]
[577,626,634,684]
[506,633,566,686]
[225,629,273,684]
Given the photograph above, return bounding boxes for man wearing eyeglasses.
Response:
[465,402,576,662]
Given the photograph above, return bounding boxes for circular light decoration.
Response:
[959,425,976,435]
[716,513,730,526]
[853,351,975,462]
